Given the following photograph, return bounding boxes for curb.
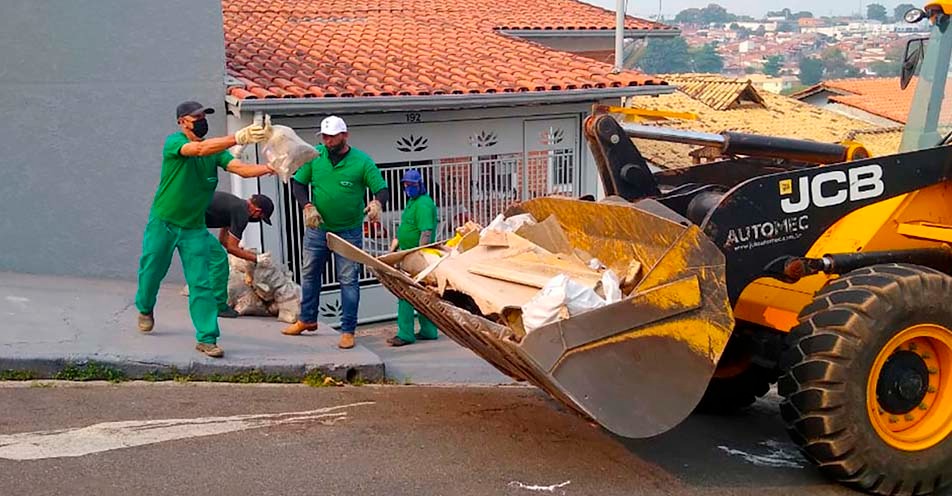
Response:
[0,354,385,383]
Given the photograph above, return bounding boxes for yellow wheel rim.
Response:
[867,324,952,451]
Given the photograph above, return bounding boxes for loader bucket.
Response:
[328,196,734,439]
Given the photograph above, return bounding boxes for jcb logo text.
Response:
[779,164,884,214]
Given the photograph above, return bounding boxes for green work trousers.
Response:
[134,216,220,344]
[396,299,438,343]
[206,232,230,312]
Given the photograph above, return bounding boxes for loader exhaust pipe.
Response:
[619,122,852,164]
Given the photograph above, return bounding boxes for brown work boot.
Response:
[282,321,318,336]
[195,342,224,358]
[339,333,355,349]
[137,312,154,333]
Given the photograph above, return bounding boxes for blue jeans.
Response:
[299,227,363,334]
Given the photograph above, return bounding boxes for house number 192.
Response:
[406,112,422,123]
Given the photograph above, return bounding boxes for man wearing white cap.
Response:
[283,115,389,349]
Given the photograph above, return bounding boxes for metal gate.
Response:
[278,115,582,325]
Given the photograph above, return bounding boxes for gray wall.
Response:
[0,0,227,279]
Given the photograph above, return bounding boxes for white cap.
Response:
[320,115,347,136]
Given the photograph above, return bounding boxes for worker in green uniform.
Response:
[386,169,440,347]
[283,115,389,350]
[135,101,274,358]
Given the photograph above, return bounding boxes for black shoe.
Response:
[387,336,412,347]
[218,306,240,318]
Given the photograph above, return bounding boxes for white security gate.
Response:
[277,114,583,326]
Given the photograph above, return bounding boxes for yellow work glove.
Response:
[364,199,382,222]
[303,204,322,229]
[235,123,269,145]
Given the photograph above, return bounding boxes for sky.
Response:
[579,0,917,20]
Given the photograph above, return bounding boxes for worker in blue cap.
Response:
[387,169,440,346]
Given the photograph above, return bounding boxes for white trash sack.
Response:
[521,270,622,333]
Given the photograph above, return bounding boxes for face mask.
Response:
[404,184,421,198]
[191,119,209,138]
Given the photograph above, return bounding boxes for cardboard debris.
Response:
[335,210,637,337]
[619,260,644,295]
[467,251,603,290]
[515,214,573,255]
[479,229,511,247]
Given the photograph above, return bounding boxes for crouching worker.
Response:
[205,191,275,318]
[387,170,439,347]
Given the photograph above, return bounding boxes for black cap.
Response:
[176,101,215,119]
[250,194,274,225]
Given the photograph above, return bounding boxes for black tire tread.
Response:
[778,264,952,496]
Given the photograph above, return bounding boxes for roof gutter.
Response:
[228,85,674,116]
[499,28,680,38]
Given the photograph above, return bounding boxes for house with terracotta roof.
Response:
[221,0,678,323]
[620,74,901,169]
[792,77,915,126]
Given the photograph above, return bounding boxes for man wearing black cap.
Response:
[134,100,274,358]
[204,191,276,318]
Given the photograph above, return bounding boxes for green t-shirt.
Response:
[150,132,233,229]
[397,194,438,250]
[293,145,388,232]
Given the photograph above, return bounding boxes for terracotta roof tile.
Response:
[222,0,672,100]
[794,77,915,124]
[623,74,886,168]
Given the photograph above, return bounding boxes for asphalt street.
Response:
[0,382,855,496]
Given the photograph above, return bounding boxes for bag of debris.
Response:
[521,274,608,333]
[234,289,271,316]
[269,297,301,324]
[480,213,536,238]
[226,267,252,308]
[261,124,318,183]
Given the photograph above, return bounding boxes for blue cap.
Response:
[401,169,423,184]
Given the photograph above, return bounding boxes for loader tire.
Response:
[779,264,952,496]
[695,364,774,414]
[695,332,776,413]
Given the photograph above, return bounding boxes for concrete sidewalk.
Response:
[0,272,515,385]
[0,272,381,381]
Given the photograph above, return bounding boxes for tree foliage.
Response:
[798,57,824,85]
[635,39,725,75]
[867,3,888,21]
[763,55,784,76]
[675,3,738,24]
[635,37,693,74]
[691,44,725,73]
[767,8,813,19]
[821,47,860,78]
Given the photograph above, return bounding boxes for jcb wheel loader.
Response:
[328,3,952,494]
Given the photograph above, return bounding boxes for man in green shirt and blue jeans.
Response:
[283,116,389,350]
[135,101,274,358]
